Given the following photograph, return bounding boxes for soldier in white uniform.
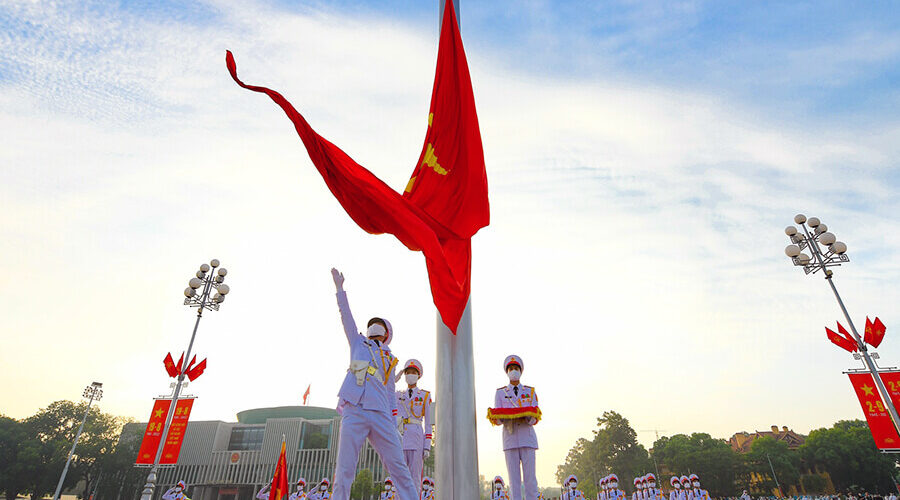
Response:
[669,477,680,500]
[329,269,417,500]
[491,476,510,500]
[419,477,435,500]
[491,355,539,500]
[689,474,708,500]
[395,359,434,496]
[380,478,396,500]
[290,478,308,500]
[632,478,643,500]
[646,473,662,500]
[163,481,190,500]
[309,478,331,500]
[562,475,587,500]
[607,474,624,500]
[678,477,691,500]
[597,476,607,500]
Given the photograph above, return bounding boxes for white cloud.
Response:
[2,0,900,487]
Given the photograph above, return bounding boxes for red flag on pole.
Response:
[302,384,311,405]
[826,326,858,353]
[269,438,289,500]
[163,353,178,378]
[175,352,184,375]
[186,358,207,381]
[865,317,887,348]
[185,355,197,374]
[225,0,487,333]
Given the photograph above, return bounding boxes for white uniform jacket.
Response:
[692,490,709,500]
[609,489,625,500]
[493,384,539,450]
[288,492,307,500]
[562,490,588,500]
[419,490,435,500]
[490,491,510,500]
[162,489,189,500]
[396,386,434,451]
[335,291,399,416]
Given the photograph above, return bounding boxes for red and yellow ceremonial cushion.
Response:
[486,406,542,426]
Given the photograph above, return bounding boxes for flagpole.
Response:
[435,3,480,499]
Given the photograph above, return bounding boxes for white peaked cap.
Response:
[404,359,423,376]
[503,355,523,372]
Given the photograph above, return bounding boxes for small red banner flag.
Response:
[826,326,858,352]
[865,317,887,348]
[847,373,900,450]
[135,399,171,464]
[269,439,290,500]
[175,352,185,375]
[302,384,311,405]
[878,372,900,417]
[160,398,195,464]
[186,358,207,382]
[163,353,178,378]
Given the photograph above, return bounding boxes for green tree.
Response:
[799,420,898,493]
[95,423,145,500]
[556,411,653,498]
[350,469,374,500]
[652,433,744,497]
[0,415,30,500]
[745,437,800,493]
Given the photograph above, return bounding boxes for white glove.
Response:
[423,449,430,460]
[331,268,344,291]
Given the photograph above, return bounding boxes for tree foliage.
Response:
[651,433,743,497]
[799,420,897,493]
[746,437,801,493]
[556,411,653,498]
[350,468,375,500]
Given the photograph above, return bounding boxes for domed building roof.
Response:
[236,405,338,424]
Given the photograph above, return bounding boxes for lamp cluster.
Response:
[82,382,103,401]
[784,214,849,275]
[183,259,230,311]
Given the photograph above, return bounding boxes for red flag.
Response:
[848,373,900,450]
[865,317,887,348]
[269,439,289,500]
[163,353,178,378]
[160,398,195,464]
[302,384,311,405]
[175,352,184,375]
[135,399,171,464]
[826,327,858,353]
[186,358,207,382]
[185,355,197,375]
[225,0,487,333]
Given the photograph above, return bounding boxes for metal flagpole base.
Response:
[435,299,479,500]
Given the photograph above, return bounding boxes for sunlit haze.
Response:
[2,0,900,488]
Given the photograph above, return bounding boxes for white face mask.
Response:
[674,484,681,490]
[570,482,578,489]
[367,323,386,338]
[320,485,327,491]
[611,483,617,489]
[507,369,521,382]
[693,482,700,488]
[495,484,502,490]
[405,373,419,385]
[385,484,392,490]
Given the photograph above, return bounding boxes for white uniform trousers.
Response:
[333,405,417,500]
[403,449,424,496]
[504,448,537,500]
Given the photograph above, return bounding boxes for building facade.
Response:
[131,406,408,500]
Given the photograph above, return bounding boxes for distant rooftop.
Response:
[236,405,338,424]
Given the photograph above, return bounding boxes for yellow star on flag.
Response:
[154,408,165,418]
[861,384,875,396]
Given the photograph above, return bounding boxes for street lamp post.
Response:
[52,382,103,500]
[139,259,230,500]
[783,214,900,435]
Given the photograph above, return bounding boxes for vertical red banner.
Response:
[160,398,195,464]
[135,399,172,464]
[847,373,900,450]
[878,371,900,416]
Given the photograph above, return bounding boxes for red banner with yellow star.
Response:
[135,399,172,464]
[847,373,900,450]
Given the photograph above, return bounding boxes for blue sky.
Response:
[2,0,900,487]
